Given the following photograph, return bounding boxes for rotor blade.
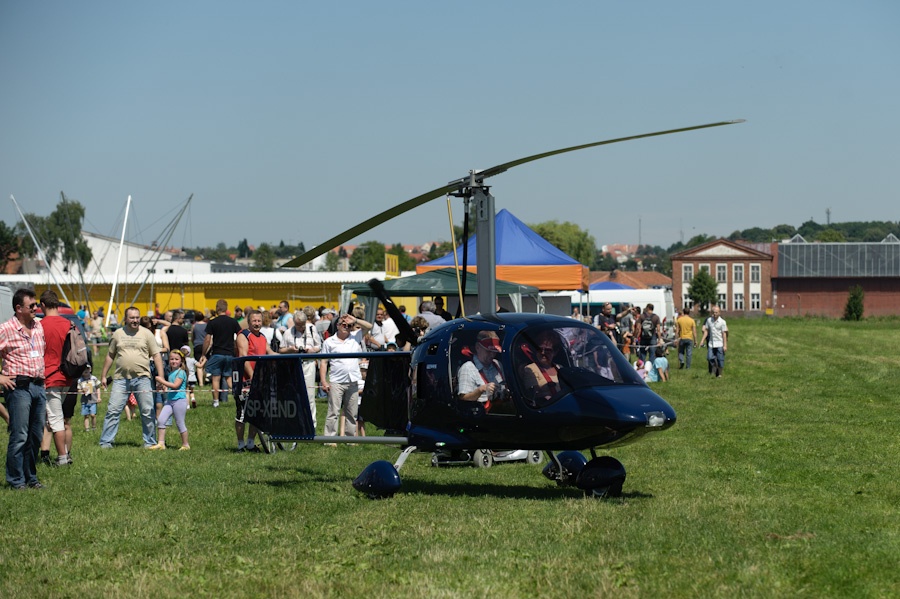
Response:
[470,119,746,183]
[281,119,745,269]
[281,182,460,268]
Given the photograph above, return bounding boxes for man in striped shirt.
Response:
[0,289,47,490]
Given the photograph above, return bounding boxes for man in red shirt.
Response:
[0,288,47,489]
[38,290,77,466]
[234,309,274,452]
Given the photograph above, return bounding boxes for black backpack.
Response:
[61,323,90,378]
[640,316,655,342]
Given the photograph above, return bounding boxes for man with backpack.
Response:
[38,290,77,466]
[635,304,661,364]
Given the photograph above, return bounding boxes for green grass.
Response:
[1,318,899,598]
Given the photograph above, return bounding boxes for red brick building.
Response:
[671,239,774,316]
[672,236,900,317]
[772,238,900,317]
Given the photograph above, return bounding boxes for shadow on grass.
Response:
[249,464,656,501]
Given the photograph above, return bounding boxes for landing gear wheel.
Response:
[474,449,494,468]
[276,442,298,451]
[527,450,543,465]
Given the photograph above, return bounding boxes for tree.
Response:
[815,228,846,242]
[843,285,864,321]
[17,197,93,272]
[253,243,275,271]
[529,221,596,266]
[687,270,718,316]
[685,233,716,248]
[237,238,251,259]
[0,221,20,273]
[388,243,418,271]
[771,224,797,239]
[348,240,386,271]
[321,251,340,271]
[427,240,455,261]
[593,251,619,271]
[797,220,822,239]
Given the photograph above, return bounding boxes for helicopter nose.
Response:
[573,385,677,430]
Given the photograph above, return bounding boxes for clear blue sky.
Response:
[2,1,898,256]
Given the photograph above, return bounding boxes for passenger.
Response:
[520,330,561,404]
[457,331,504,406]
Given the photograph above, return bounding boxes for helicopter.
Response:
[238,119,744,498]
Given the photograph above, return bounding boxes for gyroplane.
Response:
[237,119,744,498]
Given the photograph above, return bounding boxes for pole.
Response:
[106,195,131,327]
[473,184,496,315]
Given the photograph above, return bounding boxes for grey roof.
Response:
[778,242,900,278]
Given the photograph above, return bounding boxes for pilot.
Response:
[521,330,562,403]
[457,331,504,406]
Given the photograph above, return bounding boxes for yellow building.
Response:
[4,271,414,319]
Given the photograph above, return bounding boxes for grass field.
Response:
[1,318,899,598]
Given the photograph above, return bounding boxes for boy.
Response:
[79,365,101,431]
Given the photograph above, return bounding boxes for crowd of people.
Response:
[1,290,447,487]
[2,287,729,489]
[573,301,729,383]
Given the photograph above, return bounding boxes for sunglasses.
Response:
[22,302,38,310]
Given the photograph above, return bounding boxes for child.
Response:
[180,345,198,409]
[634,359,648,381]
[647,345,670,383]
[78,365,101,432]
[149,349,191,450]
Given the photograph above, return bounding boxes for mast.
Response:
[127,194,192,306]
[106,195,131,327]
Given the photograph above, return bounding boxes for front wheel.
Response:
[474,449,494,468]
[527,450,543,465]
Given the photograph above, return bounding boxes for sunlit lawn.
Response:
[1,317,898,598]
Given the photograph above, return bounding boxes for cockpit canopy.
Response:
[447,321,644,414]
[510,323,643,407]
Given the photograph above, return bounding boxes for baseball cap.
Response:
[476,331,502,352]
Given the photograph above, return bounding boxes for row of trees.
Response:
[7,197,900,275]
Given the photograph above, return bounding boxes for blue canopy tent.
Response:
[589,281,634,290]
[416,209,589,291]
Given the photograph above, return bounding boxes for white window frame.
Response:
[750,263,761,283]
[717,293,727,307]
[716,264,727,283]
[733,264,744,284]
[751,293,761,310]
[683,264,694,283]
[733,293,744,311]
[699,263,710,274]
